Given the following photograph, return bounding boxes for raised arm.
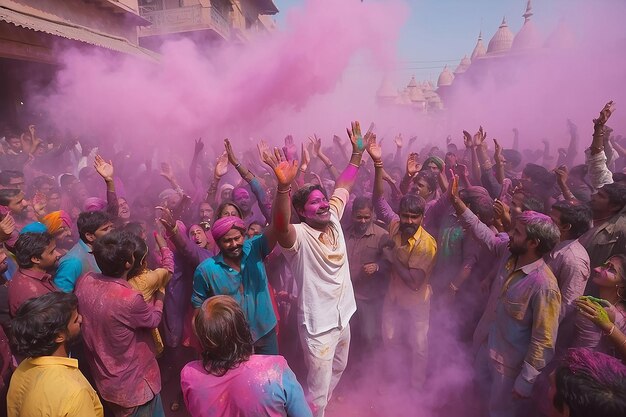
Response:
[367,134,399,226]
[264,148,299,249]
[310,135,339,180]
[399,153,421,195]
[94,155,119,218]
[205,152,228,205]
[188,138,204,188]
[334,121,369,192]
[586,101,615,191]
[463,130,482,185]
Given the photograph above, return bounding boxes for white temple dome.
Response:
[454,55,471,74]
[512,1,542,51]
[437,66,455,87]
[471,31,486,60]
[487,17,514,54]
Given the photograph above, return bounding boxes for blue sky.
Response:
[273,0,568,83]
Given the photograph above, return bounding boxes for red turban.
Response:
[211,216,245,242]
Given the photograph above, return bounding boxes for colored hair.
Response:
[552,200,592,239]
[516,211,560,256]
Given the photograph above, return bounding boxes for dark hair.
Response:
[553,348,626,417]
[398,194,426,216]
[352,196,373,213]
[59,174,77,189]
[522,194,545,213]
[216,201,243,220]
[0,170,24,186]
[47,186,61,197]
[292,184,328,221]
[77,211,111,242]
[0,188,21,206]
[121,221,145,237]
[92,230,136,278]
[523,163,556,189]
[502,149,522,168]
[600,183,626,210]
[415,171,437,193]
[569,164,588,180]
[552,200,592,239]
[11,292,78,357]
[517,211,560,256]
[126,232,148,279]
[14,232,54,269]
[194,295,253,377]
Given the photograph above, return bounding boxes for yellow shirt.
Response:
[385,221,438,308]
[7,356,103,417]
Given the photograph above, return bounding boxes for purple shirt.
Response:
[7,269,57,317]
[181,355,312,417]
[74,272,163,408]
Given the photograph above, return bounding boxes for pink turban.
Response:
[211,216,245,242]
[83,197,106,212]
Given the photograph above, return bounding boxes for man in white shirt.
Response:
[262,122,371,417]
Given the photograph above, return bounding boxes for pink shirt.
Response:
[74,272,163,408]
[8,269,57,317]
[181,355,312,417]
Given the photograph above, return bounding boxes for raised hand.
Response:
[32,192,47,217]
[575,297,614,333]
[282,135,297,162]
[406,152,421,176]
[263,147,299,186]
[308,135,322,158]
[160,162,174,182]
[394,134,403,148]
[453,163,468,177]
[28,124,36,138]
[156,206,176,233]
[0,213,16,242]
[446,135,452,145]
[473,126,487,147]
[553,165,568,185]
[462,131,474,149]
[593,101,615,127]
[194,138,204,155]
[214,152,228,178]
[365,134,382,162]
[224,138,238,166]
[493,199,510,221]
[447,171,460,200]
[94,155,114,181]
[300,143,310,172]
[493,138,503,164]
[154,230,168,249]
[347,121,368,153]
[408,136,418,147]
[257,140,270,163]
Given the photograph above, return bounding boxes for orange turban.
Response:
[42,211,72,234]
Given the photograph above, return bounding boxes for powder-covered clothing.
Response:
[181,355,312,417]
[7,356,103,417]
[459,209,561,397]
[579,207,626,270]
[192,235,276,342]
[54,239,101,293]
[585,148,613,192]
[281,187,356,336]
[573,304,626,359]
[7,268,57,316]
[345,222,389,301]
[75,272,162,409]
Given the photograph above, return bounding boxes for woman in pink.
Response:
[181,296,312,417]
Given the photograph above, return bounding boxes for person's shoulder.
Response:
[181,360,205,377]
[249,354,288,369]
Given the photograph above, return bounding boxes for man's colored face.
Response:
[94,222,114,239]
[8,176,25,191]
[65,308,82,344]
[47,193,61,211]
[300,190,331,226]
[413,178,432,199]
[218,204,240,219]
[590,188,611,214]
[38,240,61,271]
[508,220,529,256]
[351,207,372,234]
[218,229,244,259]
[246,224,262,239]
[399,211,422,236]
[0,250,8,274]
[7,137,21,153]
[233,189,251,213]
[199,203,213,223]
[426,162,440,173]
[8,192,28,215]
[118,198,131,220]
[189,225,208,248]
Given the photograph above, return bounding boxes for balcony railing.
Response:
[139,5,230,39]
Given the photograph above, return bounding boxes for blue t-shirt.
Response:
[192,235,276,342]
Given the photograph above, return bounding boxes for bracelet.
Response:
[349,162,360,168]
[326,163,334,168]
[352,152,362,156]
[374,162,384,168]
[299,168,307,173]
[605,324,616,336]
[449,282,459,292]
[235,163,241,169]
[277,187,291,194]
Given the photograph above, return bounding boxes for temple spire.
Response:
[523,0,533,22]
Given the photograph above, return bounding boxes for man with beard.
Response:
[367,139,437,392]
[265,121,371,417]
[0,189,30,231]
[7,292,103,417]
[8,232,61,316]
[345,196,389,360]
[449,176,561,417]
[191,215,278,354]
[41,210,74,253]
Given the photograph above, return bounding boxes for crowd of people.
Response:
[0,102,625,417]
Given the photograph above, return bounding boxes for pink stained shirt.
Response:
[74,272,163,408]
[181,355,312,417]
[8,268,58,317]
